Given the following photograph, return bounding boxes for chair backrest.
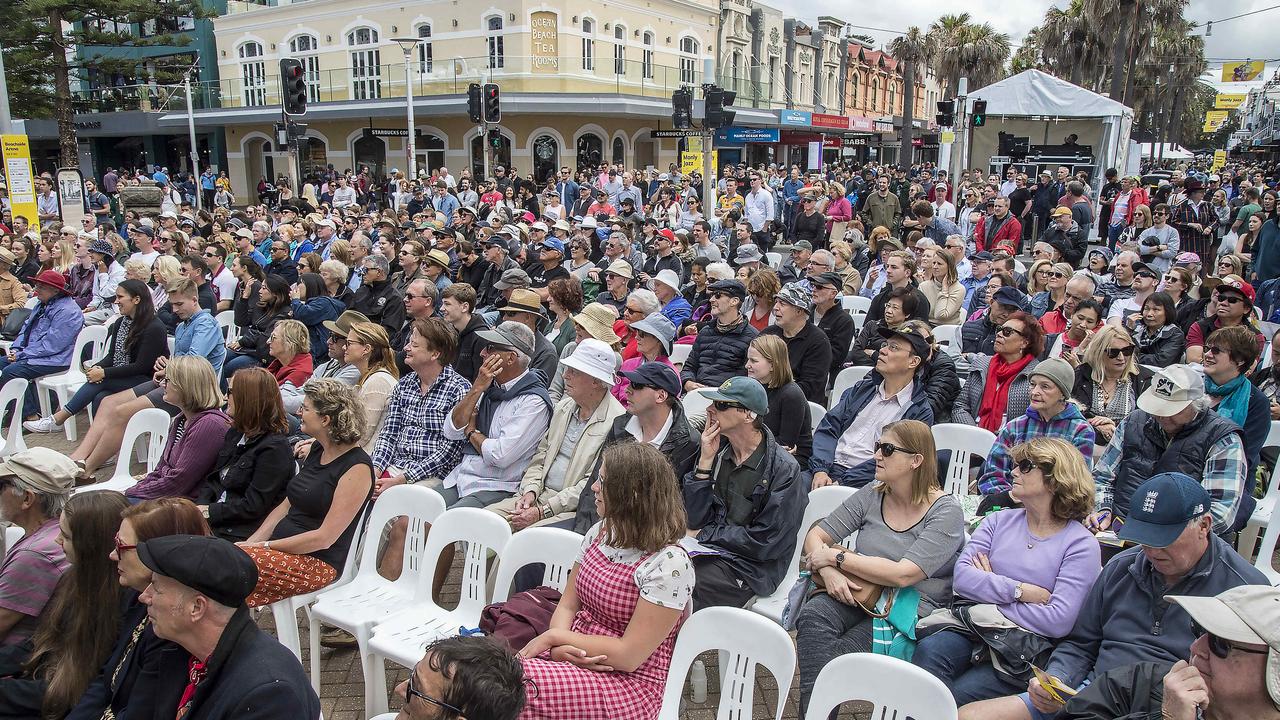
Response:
[72,325,109,372]
[2,526,24,556]
[682,387,714,419]
[1255,514,1280,586]
[828,366,872,410]
[657,606,797,720]
[670,343,692,366]
[787,485,856,583]
[0,379,27,457]
[1266,420,1280,452]
[355,484,448,593]
[932,423,997,497]
[106,408,172,485]
[413,507,511,619]
[841,295,871,313]
[764,252,783,270]
[215,310,237,343]
[491,526,583,603]
[804,653,957,720]
[933,324,962,357]
[808,401,826,429]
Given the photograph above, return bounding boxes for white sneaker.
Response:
[22,417,61,434]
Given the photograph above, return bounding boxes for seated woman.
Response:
[1132,291,1186,367]
[847,286,915,366]
[918,248,965,327]
[745,334,813,467]
[290,273,344,363]
[795,419,965,714]
[1202,325,1270,499]
[126,356,231,501]
[343,321,399,453]
[68,498,211,720]
[1029,263,1072,319]
[952,311,1043,433]
[516,442,691,720]
[23,279,168,435]
[267,318,316,390]
[1042,299,1103,361]
[0,491,131,718]
[976,358,1095,495]
[222,273,292,386]
[1069,325,1152,446]
[197,367,294,542]
[238,378,374,606]
[913,437,1102,706]
[612,313,676,408]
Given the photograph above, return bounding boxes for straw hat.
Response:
[571,303,622,345]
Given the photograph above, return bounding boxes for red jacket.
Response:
[973,214,1023,253]
[1116,187,1149,226]
[268,352,314,388]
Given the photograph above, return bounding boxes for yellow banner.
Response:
[1205,110,1229,124]
[940,130,956,144]
[1222,60,1264,83]
[681,152,700,175]
[1,135,39,233]
[686,136,704,153]
[1204,121,1223,133]
[1213,150,1227,170]
[1216,93,1246,109]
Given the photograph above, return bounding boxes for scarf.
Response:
[871,586,920,661]
[977,353,1035,432]
[1206,373,1251,429]
[465,371,552,456]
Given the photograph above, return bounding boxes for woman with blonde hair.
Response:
[148,254,183,308]
[1071,324,1153,444]
[828,240,865,296]
[1030,262,1073,318]
[1025,259,1052,296]
[743,267,781,332]
[796,419,964,713]
[914,437,1102,705]
[344,321,400,452]
[745,334,812,465]
[918,247,964,326]
[1214,252,1245,280]
[266,318,314,388]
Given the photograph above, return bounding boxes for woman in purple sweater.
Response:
[125,356,230,501]
[913,436,1101,705]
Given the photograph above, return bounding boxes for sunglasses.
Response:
[628,382,654,393]
[1204,344,1229,357]
[407,666,465,715]
[712,400,745,412]
[1218,261,1234,268]
[1163,275,1179,283]
[1102,345,1136,359]
[1136,272,1158,280]
[1215,294,1244,305]
[874,441,919,458]
[1050,271,1069,279]
[1192,620,1269,659]
[996,325,1026,338]
[1014,458,1052,476]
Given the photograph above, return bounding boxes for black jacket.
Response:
[921,350,961,424]
[1133,323,1186,368]
[680,316,759,388]
[961,312,999,355]
[453,313,490,382]
[351,278,405,337]
[197,430,294,542]
[265,256,299,285]
[847,317,890,366]
[1061,661,1171,720]
[760,322,832,405]
[1071,365,1155,420]
[102,315,170,382]
[814,305,856,386]
[152,606,319,720]
[866,282,930,326]
[234,307,290,365]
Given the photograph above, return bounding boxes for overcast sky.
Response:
[766,0,1278,92]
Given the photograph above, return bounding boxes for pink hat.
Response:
[1174,252,1201,266]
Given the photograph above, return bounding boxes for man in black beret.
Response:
[139,535,320,720]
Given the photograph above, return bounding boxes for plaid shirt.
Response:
[371,368,471,483]
[1093,416,1247,533]
[977,404,1096,495]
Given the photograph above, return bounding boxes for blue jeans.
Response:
[220,351,263,390]
[912,629,1023,706]
[1107,224,1124,251]
[64,377,140,415]
[0,358,69,420]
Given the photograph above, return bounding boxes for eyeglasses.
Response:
[874,441,919,458]
[1192,620,1270,659]
[406,665,465,716]
[996,325,1026,338]
[623,306,645,316]
[1014,458,1053,476]
[1204,344,1228,357]
[1035,269,1051,276]
[712,400,745,412]
[113,534,137,555]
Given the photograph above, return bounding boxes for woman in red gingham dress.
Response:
[518,443,693,720]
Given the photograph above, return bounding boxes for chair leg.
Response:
[306,608,322,695]
[272,602,302,661]
[56,388,77,442]
[359,632,389,719]
[1239,522,1264,562]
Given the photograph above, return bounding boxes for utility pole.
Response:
[0,41,12,134]
[701,58,717,213]
[184,69,202,212]
[952,77,969,180]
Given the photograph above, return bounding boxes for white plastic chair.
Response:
[1239,421,1280,561]
[1254,509,1280,585]
[670,343,692,366]
[764,251,783,270]
[365,508,511,716]
[828,366,872,410]
[682,387,715,420]
[2,526,24,556]
[215,310,238,344]
[75,408,171,495]
[933,323,962,357]
[933,423,998,498]
[850,309,868,333]
[308,485,447,714]
[35,325,108,441]
[841,295,871,313]
[0,379,27,457]
[491,526,582,602]
[808,401,826,429]
[657,606,797,720]
[749,485,856,623]
[805,653,958,720]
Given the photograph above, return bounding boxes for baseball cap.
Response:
[1137,364,1204,417]
[1218,274,1256,305]
[138,535,259,608]
[708,279,747,299]
[1131,261,1158,279]
[493,268,531,291]
[530,221,549,233]
[791,240,814,252]
[622,361,681,397]
[1167,586,1280,707]
[629,313,676,355]
[475,321,536,357]
[1116,472,1212,547]
[877,326,931,360]
[702,376,769,415]
[1050,206,1072,218]
[233,228,254,240]
[809,271,843,289]
[993,286,1030,311]
[604,260,635,280]
[971,251,995,262]
[537,238,565,254]
[560,338,619,385]
[0,448,78,496]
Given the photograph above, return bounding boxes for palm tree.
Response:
[926,13,972,98]
[1083,0,1186,104]
[889,27,929,169]
[927,15,1011,98]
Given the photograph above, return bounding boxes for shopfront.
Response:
[713,127,781,167]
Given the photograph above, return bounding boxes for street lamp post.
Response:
[391,37,423,182]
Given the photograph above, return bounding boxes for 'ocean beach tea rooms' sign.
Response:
[532,12,559,72]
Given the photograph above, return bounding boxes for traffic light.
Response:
[482,83,501,123]
[704,86,736,129]
[488,128,503,150]
[972,100,988,127]
[467,83,483,124]
[672,87,693,130]
[935,99,955,127]
[280,58,307,116]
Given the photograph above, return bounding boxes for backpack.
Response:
[479,586,562,652]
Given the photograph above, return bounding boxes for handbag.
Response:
[809,552,894,619]
[1219,230,1239,257]
[0,308,30,341]
[828,221,849,245]
[479,586,562,652]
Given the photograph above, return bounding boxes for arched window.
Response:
[870,78,878,110]
[613,25,625,76]
[641,32,654,80]
[731,51,742,93]
[416,24,433,74]
[288,35,321,103]
[347,27,381,99]
[352,135,386,180]
[849,72,859,108]
[576,133,603,169]
[611,136,624,165]
[679,37,699,84]
[238,42,266,107]
[581,18,594,71]
[888,78,897,113]
[487,16,504,69]
[418,133,446,175]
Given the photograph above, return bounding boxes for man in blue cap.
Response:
[139,535,319,719]
[959,473,1267,720]
[961,285,1029,356]
[684,376,805,610]
[529,234,569,302]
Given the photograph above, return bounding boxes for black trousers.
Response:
[691,555,756,611]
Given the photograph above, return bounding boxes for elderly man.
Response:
[761,282,832,404]
[685,376,804,610]
[961,251,994,313]
[476,236,520,310]
[139,535,319,719]
[1041,206,1084,268]
[487,339,624,528]
[497,289,559,380]
[681,279,759,392]
[959,473,1268,720]
[810,272,856,387]
[779,240,813,285]
[0,448,77,647]
[528,238,569,303]
[1040,273,1098,334]
[351,254,405,337]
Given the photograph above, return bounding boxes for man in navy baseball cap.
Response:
[1117,472,1213,548]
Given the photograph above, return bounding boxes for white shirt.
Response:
[745,189,776,232]
[933,200,956,223]
[331,186,358,208]
[211,266,237,302]
[833,381,915,467]
[89,262,126,310]
[999,180,1017,197]
[128,250,159,268]
[624,410,674,447]
[442,371,553,497]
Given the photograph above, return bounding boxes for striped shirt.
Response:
[0,519,69,647]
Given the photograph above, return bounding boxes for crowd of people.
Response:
[0,156,1275,720]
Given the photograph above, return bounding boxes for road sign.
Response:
[940,130,956,144]
[650,129,702,138]
[1213,149,1227,170]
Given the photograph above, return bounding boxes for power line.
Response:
[1193,3,1280,28]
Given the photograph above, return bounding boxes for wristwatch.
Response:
[834,550,846,569]
[1014,582,1024,601]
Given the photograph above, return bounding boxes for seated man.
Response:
[810,326,934,488]
[390,636,527,720]
[680,279,759,392]
[961,286,1028,356]
[1090,365,1247,538]
[0,449,77,647]
[959,473,1268,720]
[683,376,805,610]
[486,339,625,528]
[1061,585,1280,720]
[0,270,82,421]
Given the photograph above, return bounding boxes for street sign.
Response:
[1,135,38,232]
[941,130,956,144]
[650,129,702,138]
